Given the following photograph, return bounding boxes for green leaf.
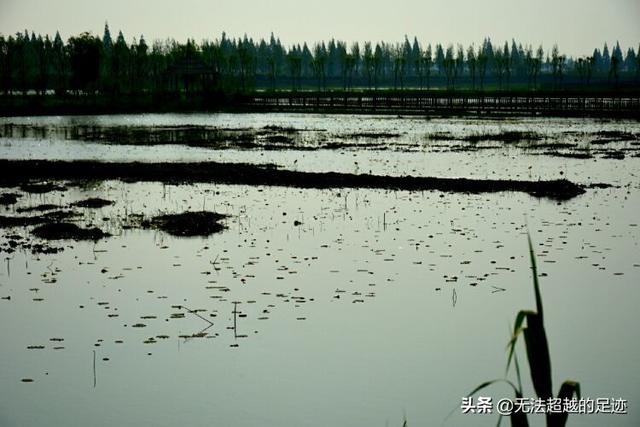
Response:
[510,388,530,427]
[506,310,534,373]
[445,379,521,422]
[513,349,523,396]
[527,233,544,321]
[509,408,530,427]
[548,381,582,427]
[558,380,581,401]
[523,313,553,399]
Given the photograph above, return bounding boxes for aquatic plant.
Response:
[465,233,581,427]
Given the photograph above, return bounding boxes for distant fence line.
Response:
[1,89,638,117]
[248,92,640,117]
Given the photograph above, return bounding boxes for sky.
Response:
[0,0,639,56]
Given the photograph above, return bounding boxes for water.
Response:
[0,113,639,426]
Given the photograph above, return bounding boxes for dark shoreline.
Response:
[2,88,639,118]
[0,160,586,200]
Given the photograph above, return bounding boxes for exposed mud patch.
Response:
[543,151,594,159]
[0,211,76,228]
[16,204,61,213]
[19,182,67,194]
[71,198,114,208]
[0,193,20,206]
[144,211,227,237]
[463,131,542,143]
[602,151,626,160]
[31,222,110,241]
[0,160,587,201]
[337,132,402,140]
[260,125,300,133]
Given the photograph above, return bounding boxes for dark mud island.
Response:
[1,121,606,253]
[0,185,227,251]
[0,155,584,255]
[0,159,585,198]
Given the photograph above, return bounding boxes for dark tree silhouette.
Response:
[502,41,512,88]
[0,36,7,95]
[601,43,611,73]
[637,44,640,81]
[111,31,129,94]
[477,48,488,90]
[373,44,383,90]
[0,27,637,96]
[443,45,455,90]
[423,44,433,90]
[51,32,67,95]
[237,38,254,92]
[287,51,301,91]
[362,42,373,90]
[534,45,544,88]
[131,36,149,93]
[435,44,444,76]
[455,45,465,89]
[311,43,327,91]
[466,45,477,89]
[551,44,566,89]
[609,54,620,86]
[392,46,407,90]
[67,32,102,94]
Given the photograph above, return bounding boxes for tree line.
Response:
[1,24,639,96]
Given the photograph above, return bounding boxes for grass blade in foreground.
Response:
[460,232,580,427]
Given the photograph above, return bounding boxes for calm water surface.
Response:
[0,113,639,426]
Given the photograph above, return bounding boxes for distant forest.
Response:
[1,24,639,96]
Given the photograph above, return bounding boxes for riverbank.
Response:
[2,88,639,118]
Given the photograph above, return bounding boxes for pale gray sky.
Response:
[1,0,638,55]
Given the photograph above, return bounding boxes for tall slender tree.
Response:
[67,32,102,94]
[467,45,477,89]
[423,44,433,90]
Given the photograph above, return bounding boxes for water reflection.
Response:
[0,115,638,426]
[1,114,639,186]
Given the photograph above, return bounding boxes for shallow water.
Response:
[0,113,639,426]
[1,113,640,185]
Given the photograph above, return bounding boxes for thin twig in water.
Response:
[210,255,219,266]
[181,323,214,344]
[92,350,96,388]
[233,302,239,339]
[175,304,214,326]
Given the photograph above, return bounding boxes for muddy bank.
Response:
[336,132,402,140]
[31,223,110,241]
[143,211,227,237]
[0,123,301,150]
[0,210,77,228]
[461,130,542,144]
[3,122,639,157]
[0,193,21,206]
[1,203,226,254]
[19,182,67,194]
[71,198,114,208]
[16,204,61,213]
[0,160,586,200]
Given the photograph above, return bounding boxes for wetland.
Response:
[0,113,639,427]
